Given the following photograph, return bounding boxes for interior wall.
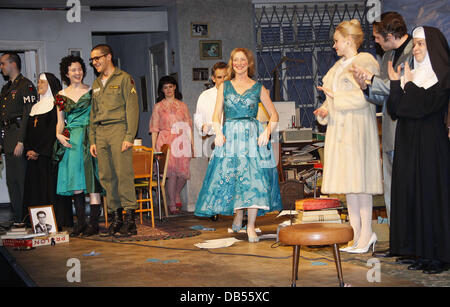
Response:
[383,0,450,41]
[0,8,168,86]
[175,0,256,116]
[0,1,257,211]
[175,0,256,211]
[106,31,175,146]
[106,33,151,145]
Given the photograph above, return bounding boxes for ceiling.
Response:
[0,0,174,9]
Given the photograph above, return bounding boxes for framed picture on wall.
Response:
[68,48,82,58]
[193,68,209,81]
[191,22,209,38]
[199,40,222,60]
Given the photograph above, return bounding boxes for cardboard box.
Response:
[372,220,389,242]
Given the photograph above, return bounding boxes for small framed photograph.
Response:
[193,68,209,81]
[29,205,58,235]
[191,22,209,38]
[199,40,222,60]
[68,48,82,58]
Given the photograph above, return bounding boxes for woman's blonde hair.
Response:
[335,19,364,49]
[226,48,255,80]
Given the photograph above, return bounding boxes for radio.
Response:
[282,128,313,143]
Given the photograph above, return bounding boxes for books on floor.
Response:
[1,229,69,248]
[0,228,45,239]
[9,227,27,232]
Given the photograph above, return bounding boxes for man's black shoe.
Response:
[407,259,429,271]
[395,256,416,265]
[82,224,99,237]
[372,249,397,258]
[422,261,450,275]
[70,222,87,237]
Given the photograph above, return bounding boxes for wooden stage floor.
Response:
[1,212,437,288]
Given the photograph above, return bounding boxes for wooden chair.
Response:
[151,144,170,218]
[132,146,155,227]
[103,196,109,228]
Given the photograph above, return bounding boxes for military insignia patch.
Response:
[109,85,120,89]
[131,87,137,94]
[23,95,36,104]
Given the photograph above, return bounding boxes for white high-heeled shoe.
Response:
[339,245,356,252]
[347,233,377,254]
[339,239,359,252]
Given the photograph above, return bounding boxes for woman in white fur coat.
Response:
[314,19,383,254]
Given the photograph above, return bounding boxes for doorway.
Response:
[149,41,169,105]
[0,50,38,90]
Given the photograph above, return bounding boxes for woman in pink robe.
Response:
[150,76,193,214]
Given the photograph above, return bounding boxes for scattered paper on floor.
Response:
[194,237,242,249]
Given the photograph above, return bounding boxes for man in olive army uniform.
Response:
[88,44,139,237]
[0,52,37,223]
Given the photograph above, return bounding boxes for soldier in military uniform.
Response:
[0,52,37,223]
[88,44,139,237]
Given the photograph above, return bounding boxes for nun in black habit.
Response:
[23,73,61,222]
[387,26,450,274]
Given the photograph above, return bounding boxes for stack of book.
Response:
[294,197,343,224]
[294,209,342,224]
[0,227,42,238]
[0,228,69,248]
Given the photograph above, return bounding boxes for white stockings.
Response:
[346,193,373,249]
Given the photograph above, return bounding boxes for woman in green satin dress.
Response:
[56,55,102,237]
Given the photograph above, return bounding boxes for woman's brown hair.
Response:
[225,48,255,80]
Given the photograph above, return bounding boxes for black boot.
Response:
[100,208,123,237]
[83,204,100,237]
[119,209,137,237]
[422,260,450,275]
[407,258,430,271]
[70,193,87,237]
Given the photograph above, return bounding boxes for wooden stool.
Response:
[279,223,353,287]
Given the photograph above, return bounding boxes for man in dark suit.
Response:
[351,12,414,260]
[351,12,413,227]
[0,52,37,223]
[34,211,52,234]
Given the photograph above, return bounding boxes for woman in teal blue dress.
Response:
[195,48,282,242]
[56,55,102,237]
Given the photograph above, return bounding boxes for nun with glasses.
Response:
[387,26,450,274]
[23,73,61,219]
